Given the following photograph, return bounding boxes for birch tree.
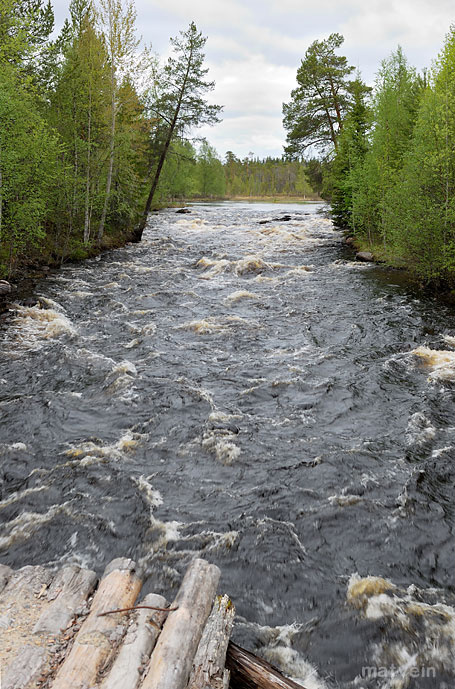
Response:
[96,0,140,242]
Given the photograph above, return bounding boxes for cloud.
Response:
[51,0,455,157]
[193,55,295,157]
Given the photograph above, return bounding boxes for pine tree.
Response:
[330,76,372,229]
[283,33,354,157]
[138,22,222,237]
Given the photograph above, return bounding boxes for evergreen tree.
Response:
[139,22,222,235]
[330,77,372,229]
[283,33,355,157]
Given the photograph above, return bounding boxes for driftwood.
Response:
[51,558,142,689]
[226,642,308,689]
[100,593,169,689]
[187,594,235,689]
[141,558,220,689]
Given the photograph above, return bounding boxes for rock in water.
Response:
[356,251,374,262]
[176,208,191,214]
[0,280,13,295]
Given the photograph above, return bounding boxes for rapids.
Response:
[0,201,454,688]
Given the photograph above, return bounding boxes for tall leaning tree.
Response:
[283,33,355,158]
[136,22,222,238]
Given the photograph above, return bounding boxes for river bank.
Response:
[0,224,140,315]
[343,233,455,303]
[160,194,321,205]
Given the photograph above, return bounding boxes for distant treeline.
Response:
[283,30,455,287]
[156,142,321,200]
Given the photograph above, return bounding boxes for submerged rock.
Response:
[0,280,15,295]
[272,214,292,222]
[356,251,374,262]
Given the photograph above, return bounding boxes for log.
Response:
[2,644,48,689]
[100,593,169,689]
[141,558,220,689]
[1,565,97,689]
[33,564,97,635]
[226,642,308,689]
[50,558,142,689]
[187,594,235,689]
[0,565,54,689]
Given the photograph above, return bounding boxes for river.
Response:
[0,202,454,688]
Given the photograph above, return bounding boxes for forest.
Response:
[0,0,225,278]
[283,30,455,287]
[3,0,455,288]
[0,0,320,281]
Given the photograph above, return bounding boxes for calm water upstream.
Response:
[0,202,454,688]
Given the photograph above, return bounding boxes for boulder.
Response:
[345,236,356,245]
[176,208,191,214]
[356,251,374,262]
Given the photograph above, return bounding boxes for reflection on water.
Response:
[1,202,454,688]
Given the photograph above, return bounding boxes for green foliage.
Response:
[283,33,355,157]
[155,140,198,201]
[0,0,54,71]
[221,154,315,198]
[0,64,59,274]
[352,48,422,248]
[329,77,372,228]
[386,28,455,282]
[141,22,223,224]
[328,31,455,286]
[195,141,225,197]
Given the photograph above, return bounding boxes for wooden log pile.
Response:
[0,557,306,689]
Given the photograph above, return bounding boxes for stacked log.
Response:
[0,555,307,689]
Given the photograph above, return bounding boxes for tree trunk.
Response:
[141,558,220,689]
[98,62,116,243]
[187,594,235,689]
[84,86,92,245]
[100,593,169,689]
[328,74,342,130]
[134,42,194,242]
[226,642,309,689]
[51,558,142,689]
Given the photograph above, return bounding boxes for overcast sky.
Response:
[52,0,454,159]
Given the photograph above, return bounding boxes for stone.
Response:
[356,251,374,262]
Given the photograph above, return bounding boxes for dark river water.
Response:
[1,202,454,688]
